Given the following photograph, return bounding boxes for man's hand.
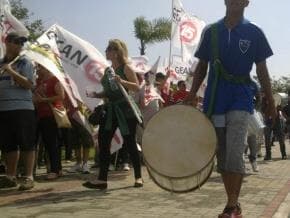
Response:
[183,92,198,106]
[265,101,277,120]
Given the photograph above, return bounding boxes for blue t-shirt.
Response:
[0,56,35,111]
[195,17,273,115]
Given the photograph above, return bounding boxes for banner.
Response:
[129,55,151,74]
[0,0,29,57]
[36,24,109,110]
[179,14,205,62]
[23,44,78,107]
[36,24,125,152]
[171,0,205,62]
[171,0,185,48]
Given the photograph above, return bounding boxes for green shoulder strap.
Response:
[206,23,220,118]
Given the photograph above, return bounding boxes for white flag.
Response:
[36,24,109,111]
[171,0,185,48]
[129,55,151,74]
[0,0,29,57]
[180,14,205,62]
[23,44,79,108]
[171,0,205,62]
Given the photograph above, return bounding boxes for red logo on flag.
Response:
[179,20,197,44]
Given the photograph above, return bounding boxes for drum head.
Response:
[142,105,216,178]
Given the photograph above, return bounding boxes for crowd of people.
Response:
[0,33,193,192]
[1,0,290,217]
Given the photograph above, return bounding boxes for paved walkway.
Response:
[0,142,290,218]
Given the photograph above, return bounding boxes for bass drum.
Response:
[142,105,217,193]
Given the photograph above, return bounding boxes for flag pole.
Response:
[168,0,174,72]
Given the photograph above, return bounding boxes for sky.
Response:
[23,0,290,78]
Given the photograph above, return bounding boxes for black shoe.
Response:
[134,179,143,188]
[282,155,287,160]
[0,165,6,174]
[82,181,107,190]
[0,176,17,189]
[264,156,272,161]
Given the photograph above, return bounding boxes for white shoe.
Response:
[82,163,90,174]
[123,163,130,171]
[67,164,82,173]
[251,161,259,172]
[109,164,115,171]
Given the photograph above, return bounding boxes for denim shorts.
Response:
[212,111,250,174]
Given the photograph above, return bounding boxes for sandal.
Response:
[218,203,242,218]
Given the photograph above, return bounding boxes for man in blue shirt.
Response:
[185,0,276,217]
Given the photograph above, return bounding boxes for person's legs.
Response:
[247,134,259,172]
[247,134,257,162]
[0,111,20,179]
[123,119,142,184]
[79,126,93,173]
[97,128,115,181]
[5,151,19,177]
[264,125,272,160]
[22,151,35,179]
[217,111,249,217]
[82,147,90,173]
[274,128,287,158]
[39,118,61,175]
[67,148,82,173]
[222,172,243,206]
[89,115,117,183]
[83,147,89,164]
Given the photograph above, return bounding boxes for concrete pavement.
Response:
[0,142,290,218]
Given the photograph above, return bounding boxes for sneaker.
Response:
[250,161,259,172]
[109,164,115,171]
[218,203,242,218]
[82,163,90,174]
[18,177,34,191]
[123,163,130,171]
[67,164,82,173]
[0,176,17,189]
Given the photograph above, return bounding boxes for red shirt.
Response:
[35,76,63,119]
[172,90,189,104]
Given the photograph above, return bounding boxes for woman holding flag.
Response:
[83,39,143,189]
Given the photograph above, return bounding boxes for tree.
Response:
[134,16,171,55]
[10,0,44,40]
[271,75,290,93]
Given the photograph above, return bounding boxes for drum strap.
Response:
[207,23,252,117]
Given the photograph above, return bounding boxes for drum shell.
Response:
[142,105,217,193]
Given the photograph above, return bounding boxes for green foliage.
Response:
[271,75,290,93]
[134,16,171,55]
[253,74,290,94]
[10,0,44,41]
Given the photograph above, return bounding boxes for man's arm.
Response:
[256,60,276,119]
[2,63,33,89]
[184,60,208,105]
